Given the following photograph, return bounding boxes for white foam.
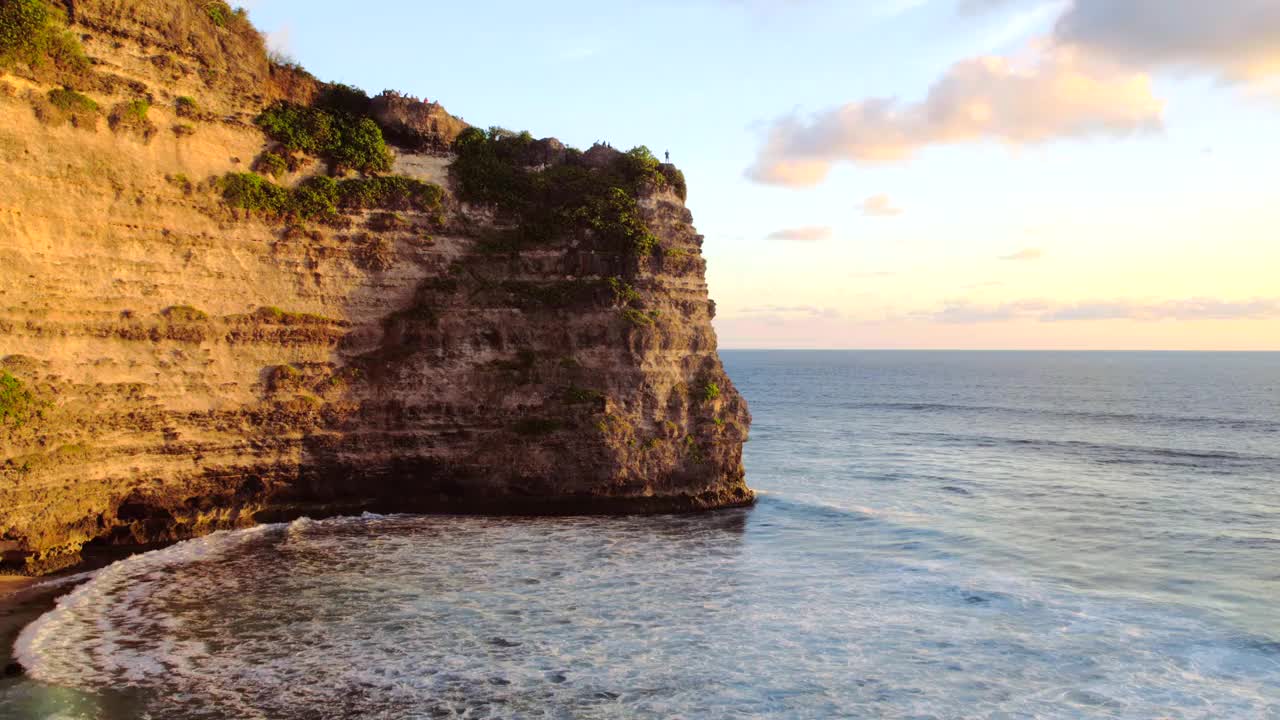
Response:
[11,513,1280,719]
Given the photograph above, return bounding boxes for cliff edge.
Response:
[0,0,752,574]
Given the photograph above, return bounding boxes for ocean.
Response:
[2,351,1278,718]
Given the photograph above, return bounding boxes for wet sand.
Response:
[1,544,175,673]
[0,576,64,673]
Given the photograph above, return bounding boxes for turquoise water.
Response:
[3,351,1279,718]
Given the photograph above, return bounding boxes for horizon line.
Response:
[717,348,1280,353]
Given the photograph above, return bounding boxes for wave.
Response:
[11,510,1280,719]
[756,493,927,525]
[849,401,1280,434]
[900,430,1278,469]
[15,523,282,682]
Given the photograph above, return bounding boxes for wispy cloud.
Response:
[861,194,904,216]
[557,46,600,62]
[740,304,842,317]
[264,25,293,57]
[920,297,1280,323]
[732,305,845,325]
[999,247,1044,260]
[766,226,834,241]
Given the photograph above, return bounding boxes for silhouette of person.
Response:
[665,151,670,163]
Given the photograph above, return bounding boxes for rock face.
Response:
[369,91,470,152]
[0,0,751,574]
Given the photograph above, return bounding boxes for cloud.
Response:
[748,1,1280,187]
[965,1,1280,82]
[766,226,834,241]
[733,305,844,325]
[264,25,293,56]
[861,194,904,216]
[921,297,1280,323]
[925,299,1053,323]
[1043,298,1280,322]
[999,247,1043,260]
[740,304,842,317]
[1054,0,1280,84]
[748,46,1162,185]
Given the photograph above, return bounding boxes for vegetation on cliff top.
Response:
[256,100,393,174]
[451,128,675,255]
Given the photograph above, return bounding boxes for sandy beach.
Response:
[0,576,58,673]
[0,544,171,674]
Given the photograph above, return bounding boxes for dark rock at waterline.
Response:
[3,662,23,678]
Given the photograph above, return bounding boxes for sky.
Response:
[241,0,1280,350]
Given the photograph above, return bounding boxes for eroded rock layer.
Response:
[0,0,751,574]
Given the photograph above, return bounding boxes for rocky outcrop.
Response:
[370,91,470,152]
[0,0,750,574]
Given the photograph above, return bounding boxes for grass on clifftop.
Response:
[451,128,680,255]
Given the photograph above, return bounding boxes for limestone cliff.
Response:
[0,0,752,575]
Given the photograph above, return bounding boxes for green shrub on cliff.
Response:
[220,172,292,214]
[205,2,229,26]
[175,95,199,118]
[450,129,661,255]
[620,308,656,327]
[37,87,99,128]
[47,87,95,114]
[122,99,150,120]
[315,83,372,116]
[0,0,47,62]
[254,150,289,178]
[336,176,443,212]
[608,277,641,306]
[290,176,340,218]
[109,99,157,139]
[162,305,209,322]
[619,145,660,178]
[0,370,38,428]
[220,172,334,219]
[204,1,246,29]
[661,165,687,201]
[0,0,91,82]
[256,102,327,153]
[219,172,442,222]
[254,307,335,325]
[255,101,392,174]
